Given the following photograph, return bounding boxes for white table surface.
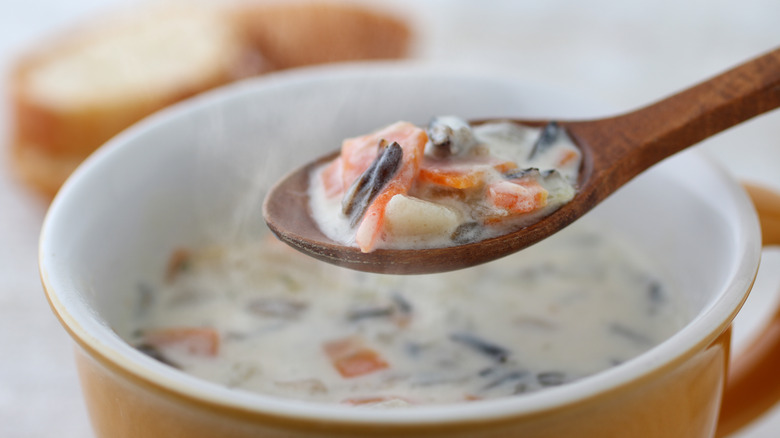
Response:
[2,1,780,436]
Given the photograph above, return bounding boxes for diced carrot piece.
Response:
[144,327,220,357]
[557,149,580,167]
[418,157,517,190]
[324,336,389,378]
[320,156,345,198]
[165,248,191,283]
[418,166,486,189]
[340,141,381,191]
[481,215,506,226]
[493,160,518,174]
[342,396,389,405]
[341,396,411,405]
[354,182,402,252]
[486,180,548,215]
[347,122,427,252]
[340,121,427,189]
[334,350,387,377]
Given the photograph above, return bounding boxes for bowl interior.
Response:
[41,63,760,419]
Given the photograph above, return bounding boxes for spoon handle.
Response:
[571,46,780,192]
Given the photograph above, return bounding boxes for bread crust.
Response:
[11,141,84,197]
[231,2,412,69]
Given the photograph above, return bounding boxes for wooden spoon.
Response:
[264,47,780,275]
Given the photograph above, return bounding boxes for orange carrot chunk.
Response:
[418,157,517,190]
[557,149,580,167]
[324,336,389,378]
[341,122,427,252]
[418,166,486,190]
[339,121,426,189]
[165,248,191,283]
[320,156,345,198]
[341,396,411,405]
[354,179,404,252]
[486,180,548,215]
[144,327,220,357]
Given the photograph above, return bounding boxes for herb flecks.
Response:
[449,332,510,362]
[528,121,561,159]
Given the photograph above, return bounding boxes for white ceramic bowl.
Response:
[40,63,764,438]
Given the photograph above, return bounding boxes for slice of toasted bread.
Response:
[9,6,268,197]
[9,2,411,197]
[231,2,412,70]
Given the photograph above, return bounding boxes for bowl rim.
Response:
[39,61,762,425]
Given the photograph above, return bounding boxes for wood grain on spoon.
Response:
[264,47,780,275]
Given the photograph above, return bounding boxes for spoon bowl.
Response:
[264,47,780,274]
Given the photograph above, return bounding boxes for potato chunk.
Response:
[384,195,460,238]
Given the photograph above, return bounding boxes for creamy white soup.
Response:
[127,224,687,406]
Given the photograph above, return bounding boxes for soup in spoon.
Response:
[308,117,581,252]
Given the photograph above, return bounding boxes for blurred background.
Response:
[2,0,780,436]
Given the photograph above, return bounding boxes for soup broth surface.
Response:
[127,224,687,406]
